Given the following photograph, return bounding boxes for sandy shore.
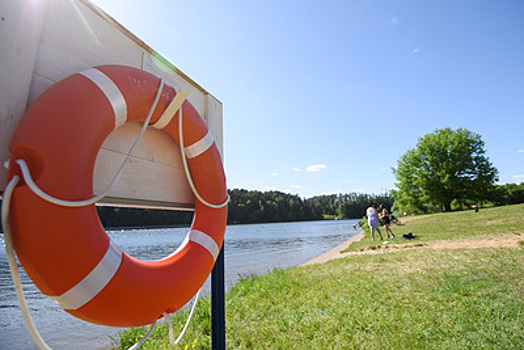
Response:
[302,230,365,266]
[302,231,523,266]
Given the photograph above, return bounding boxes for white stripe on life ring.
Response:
[50,241,123,310]
[189,229,219,261]
[185,131,215,159]
[80,68,127,130]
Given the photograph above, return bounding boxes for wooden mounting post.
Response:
[211,245,226,349]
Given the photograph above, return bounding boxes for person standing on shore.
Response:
[366,202,383,241]
[380,206,396,239]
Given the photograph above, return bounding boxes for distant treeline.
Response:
[3,183,521,231]
[93,189,394,228]
[95,182,524,228]
[227,189,393,224]
[488,182,524,206]
[96,206,193,229]
[392,181,524,214]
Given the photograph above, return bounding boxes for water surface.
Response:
[0,219,359,349]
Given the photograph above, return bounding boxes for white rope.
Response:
[2,79,166,350]
[163,288,202,346]
[14,78,165,208]
[2,175,52,350]
[3,78,226,349]
[126,263,202,349]
[127,320,158,350]
[123,102,225,348]
[178,104,229,209]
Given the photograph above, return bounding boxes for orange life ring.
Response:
[6,65,228,327]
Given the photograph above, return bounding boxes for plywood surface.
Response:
[0,0,223,209]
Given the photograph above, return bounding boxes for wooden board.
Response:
[0,0,223,209]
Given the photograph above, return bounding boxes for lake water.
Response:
[0,219,359,349]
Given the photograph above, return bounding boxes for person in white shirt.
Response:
[366,202,383,241]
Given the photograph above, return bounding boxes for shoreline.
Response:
[302,230,365,266]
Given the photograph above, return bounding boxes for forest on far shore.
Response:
[2,182,521,230]
[96,182,524,229]
[96,189,394,228]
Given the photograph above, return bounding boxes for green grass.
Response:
[115,204,524,349]
[344,203,524,253]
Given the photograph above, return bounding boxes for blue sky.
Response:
[92,0,524,198]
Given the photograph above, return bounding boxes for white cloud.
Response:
[290,184,302,190]
[518,150,524,153]
[511,174,524,181]
[292,167,302,172]
[306,164,327,172]
[391,17,399,24]
[271,172,278,176]
[413,48,420,53]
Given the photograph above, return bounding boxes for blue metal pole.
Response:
[211,245,225,349]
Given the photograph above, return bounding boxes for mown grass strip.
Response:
[344,203,524,253]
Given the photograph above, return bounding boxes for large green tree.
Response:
[393,128,498,212]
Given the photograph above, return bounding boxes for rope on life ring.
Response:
[2,65,228,348]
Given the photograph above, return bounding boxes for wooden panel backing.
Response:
[0,0,223,209]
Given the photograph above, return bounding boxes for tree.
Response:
[393,128,498,212]
[488,182,524,206]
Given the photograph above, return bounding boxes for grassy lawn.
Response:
[344,203,524,253]
[116,204,524,349]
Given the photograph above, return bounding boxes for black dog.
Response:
[403,232,416,240]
